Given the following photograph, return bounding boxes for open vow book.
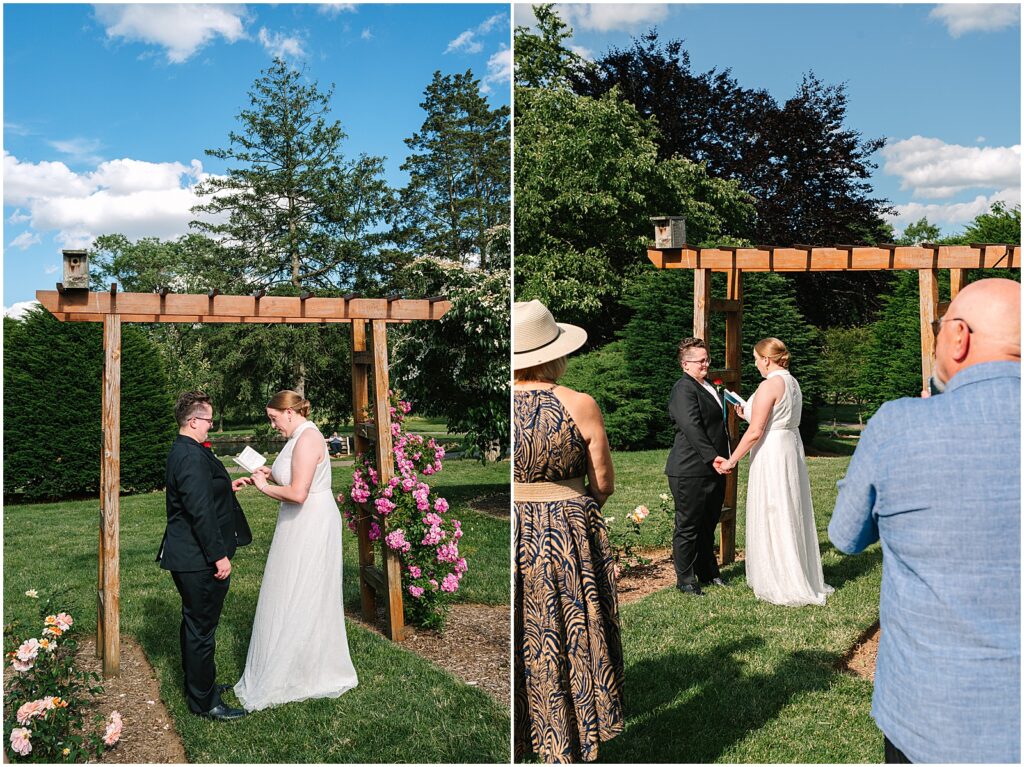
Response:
[233,446,267,473]
[723,389,747,409]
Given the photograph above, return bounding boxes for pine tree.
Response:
[396,70,510,271]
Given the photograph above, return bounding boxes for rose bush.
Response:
[340,391,466,631]
[3,592,121,762]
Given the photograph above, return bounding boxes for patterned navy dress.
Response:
[514,387,624,764]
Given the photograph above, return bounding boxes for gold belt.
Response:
[514,476,587,502]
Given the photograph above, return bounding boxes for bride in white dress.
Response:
[719,338,833,607]
[233,390,359,710]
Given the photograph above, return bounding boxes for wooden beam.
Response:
[648,244,1020,272]
[35,290,452,323]
[370,320,404,641]
[101,316,121,677]
[721,269,742,566]
[350,320,376,623]
[711,298,741,313]
[693,269,711,341]
[706,368,740,384]
[949,268,967,300]
[919,269,940,392]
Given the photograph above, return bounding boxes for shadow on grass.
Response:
[599,637,837,763]
[441,481,509,507]
[821,543,882,590]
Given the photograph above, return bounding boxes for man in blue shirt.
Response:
[829,278,1020,764]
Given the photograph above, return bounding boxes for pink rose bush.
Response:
[4,592,121,761]
[339,391,466,630]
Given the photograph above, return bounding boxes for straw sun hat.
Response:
[513,300,587,370]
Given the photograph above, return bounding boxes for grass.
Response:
[4,458,510,763]
[595,450,884,763]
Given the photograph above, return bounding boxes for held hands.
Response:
[252,470,270,491]
[713,456,733,475]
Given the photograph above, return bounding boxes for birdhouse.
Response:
[62,250,89,289]
[651,216,687,249]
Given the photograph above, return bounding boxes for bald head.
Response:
[935,278,1020,383]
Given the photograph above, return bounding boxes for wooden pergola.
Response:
[647,242,1020,564]
[37,281,451,676]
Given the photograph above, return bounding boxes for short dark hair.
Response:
[175,391,212,427]
[677,337,707,367]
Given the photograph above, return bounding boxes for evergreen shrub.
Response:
[4,308,176,501]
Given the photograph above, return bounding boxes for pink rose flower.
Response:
[408,585,425,598]
[16,700,45,725]
[103,711,123,746]
[429,579,439,591]
[9,727,31,756]
[54,613,73,631]
[433,498,449,513]
[436,542,460,563]
[368,521,382,541]
[16,638,39,663]
[408,565,422,578]
[455,557,468,574]
[440,573,460,593]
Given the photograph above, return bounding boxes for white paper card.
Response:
[232,446,266,473]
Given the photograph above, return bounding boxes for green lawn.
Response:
[4,458,510,763]
[596,450,883,763]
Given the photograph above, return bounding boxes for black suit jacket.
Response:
[665,374,730,477]
[158,435,253,572]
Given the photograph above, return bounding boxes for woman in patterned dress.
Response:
[513,300,624,764]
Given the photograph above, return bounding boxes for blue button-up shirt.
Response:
[829,361,1020,764]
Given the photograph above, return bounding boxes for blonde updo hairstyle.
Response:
[267,389,311,418]
[754,337,790,369]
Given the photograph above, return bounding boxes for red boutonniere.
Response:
[202,441,212,449]
[712,378,724,387]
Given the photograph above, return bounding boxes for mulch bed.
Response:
[351,603,510,707]
[468,491,510,519]
[74,636,187,764]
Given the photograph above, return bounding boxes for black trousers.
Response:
[884,735,912,764]
[668,474,725,587]
[171,568,230,714]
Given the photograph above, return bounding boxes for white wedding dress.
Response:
[234,420,359,710]
[744,370,833,607]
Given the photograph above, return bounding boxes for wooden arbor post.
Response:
[648,242,1020,567]
[350,319,405,641]
[36,288,452,673]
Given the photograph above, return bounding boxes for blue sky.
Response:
[516,2,1020,238]
[4,3,511,311]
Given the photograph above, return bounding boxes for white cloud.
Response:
[8,209,32,224]
[976,135,987,143]
[360,28,373,41]
[446,12,507,54]
[886,187,1021,234]
[930,4,1020,37]
[258,27,306,60]
[9,231,41,250]
[569,44,595,62]
[48,137,104,166]
[94,4,248,64]
[513,4,540,28]
[481,46,512,94]
[881,136,1020,199]
[4,301,41,320]
[3,151,222,251]
[45,264,59,275]
[318,3,357,16]
[561,3,669,32]
[447,30,483,54]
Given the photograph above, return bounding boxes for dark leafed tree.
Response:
[395,70,510,271]
[574,32,895,325]
[192,58,392,293]
[191,58,392,394]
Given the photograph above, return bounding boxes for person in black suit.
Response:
[665,337,731,596]
[158,391,253,720]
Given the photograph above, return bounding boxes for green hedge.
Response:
[4,308,176,501]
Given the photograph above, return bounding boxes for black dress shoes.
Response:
[677,583,703,596]
[199,703,247,721]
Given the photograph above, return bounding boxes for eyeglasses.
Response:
[683,357,710,367]
[191,415,214,424]
[931,317,974,336]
